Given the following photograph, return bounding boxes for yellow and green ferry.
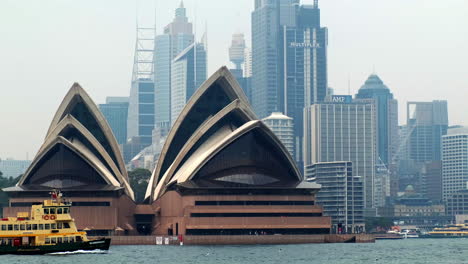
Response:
[0,191,110,254]
[425,224,468,238]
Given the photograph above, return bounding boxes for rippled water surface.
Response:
[1,239,467,264]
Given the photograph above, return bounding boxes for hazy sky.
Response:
[1,0,467,160]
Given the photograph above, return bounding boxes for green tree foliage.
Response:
[128,168,151,203]
[0,171,21,217]
[365,217,394,233]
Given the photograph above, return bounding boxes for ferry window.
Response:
[57,208,63,214]
[64,223,70,229]
[57,237,62,243]
[49,208,56,214]
[32,224,38,230]
[57,223,63,229]
[51,237,56,244]
[45,238,50,244]
[64,237,69,243]
[51,223,56,229]
[63,208,69,214]
[27,224,31,230]
[14,225,19,231]
[20,224,25,230]
[8,225,12,231]
[39,224,44,230]
[70,237,74,243]
[44,208,49,214]
[45,224,50,230]
[1,225,5,231]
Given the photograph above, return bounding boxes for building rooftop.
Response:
[359,74,390,91]
[263,112,293,120]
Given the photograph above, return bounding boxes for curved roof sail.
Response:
[16,83,134,200]
[146,66,252,200]
[45,83,128,179]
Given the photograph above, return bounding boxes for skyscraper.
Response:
[251,0,328,164]
[170,42,207,124]
[406,101,448,162]
[304,98,377,210]
[99,97,129,145]
[154,2,194,128]
[442,127,468,201]
[127,25,155,148]
[355,74,398,165]
[228,33,252,103]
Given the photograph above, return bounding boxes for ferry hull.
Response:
[0,238,110,255]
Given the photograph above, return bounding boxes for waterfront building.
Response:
[154,2,194,129]
[303,98,377,211]
[406,101,448,162]
[447,189,468,216]
[251,0,328,165]
[442,127,468,201]
[0,159,31,179]
[170,42,207,125]
[378,186,446,227]
[3,84,136,236]
[262,112,294,158]
[374,159,390,208]
[305,161,365,233]
[146,67,331,236]
[355,74,398,166]
[99,97,129,145]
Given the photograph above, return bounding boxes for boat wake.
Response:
[47,249,108,255]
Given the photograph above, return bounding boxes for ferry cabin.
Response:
[0,199,87,247]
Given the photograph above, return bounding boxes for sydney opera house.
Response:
[3,67,331,237]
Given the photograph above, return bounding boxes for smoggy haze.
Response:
[0,0,467,159]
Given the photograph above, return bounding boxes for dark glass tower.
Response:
[251,0,328,164]
[356,74,398,165]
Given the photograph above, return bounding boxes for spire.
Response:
[179,0,184,8]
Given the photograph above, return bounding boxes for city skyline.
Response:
[1,0,467,159]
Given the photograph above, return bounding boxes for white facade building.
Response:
[262,112,294,158]
[442,127,468,201]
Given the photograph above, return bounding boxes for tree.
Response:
[0,171,21,217]
[128,168,152,203]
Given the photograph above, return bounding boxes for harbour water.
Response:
[1,238,466,264]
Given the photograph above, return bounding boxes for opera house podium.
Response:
[3,66,331,239]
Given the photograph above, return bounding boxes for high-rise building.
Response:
[228,34,252,103]
[127,80,155,147]
[305,161,364,233]
[406,101,448,162]
[262,112,294,158]
[252,0,328,165]
[304,98,377,210]
[442,127,468,201]
[154,1,194,128]
[127,25,155,148]
[99,97,129,145]
[170,42,207,125]
[0,159,31,179]
[355,74,398,165]
[243,47,252,78]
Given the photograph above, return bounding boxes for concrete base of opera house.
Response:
[91,234,375,245]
